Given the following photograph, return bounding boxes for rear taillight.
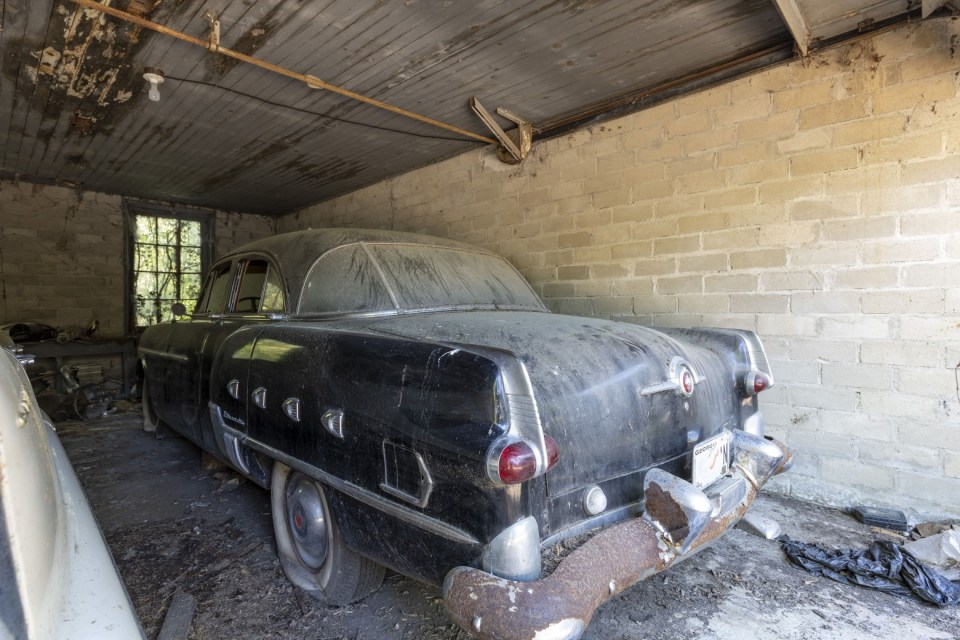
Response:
[491,435,560,485]
[498,440,537,483]
[744,370,773,395]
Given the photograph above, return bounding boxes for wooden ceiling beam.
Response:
[771,0,811,56]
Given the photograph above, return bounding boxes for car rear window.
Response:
[298,243,543,315]
[368,245,542,311]
[299,245,394,315]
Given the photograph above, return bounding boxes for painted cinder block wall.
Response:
[281,18,960,517]
[0,179,275,336]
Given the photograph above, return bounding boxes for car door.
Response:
[196,256,288,452]
[163,259,237,445]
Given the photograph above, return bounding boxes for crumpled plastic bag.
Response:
[903,531,960,581]
[780,537,960,606]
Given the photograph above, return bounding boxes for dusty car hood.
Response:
[361,311,739,497]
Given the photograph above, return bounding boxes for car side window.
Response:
[234,260,268,313]
[261,266,285,312]
[233,259,286,314]
[198,262,233,314]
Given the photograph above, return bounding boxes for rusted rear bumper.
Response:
[443,432,792,640]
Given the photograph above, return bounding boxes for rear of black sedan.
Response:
[140,228,790,640]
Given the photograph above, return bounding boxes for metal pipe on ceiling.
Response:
[69,0,497,145]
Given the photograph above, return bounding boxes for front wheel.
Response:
[141,371,162,433]
[270,462,384,605]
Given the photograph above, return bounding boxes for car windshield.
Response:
[298,243,544,315]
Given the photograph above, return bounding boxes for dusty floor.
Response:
[58,414,959,640]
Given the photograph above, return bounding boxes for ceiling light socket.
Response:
[143,66,165,102]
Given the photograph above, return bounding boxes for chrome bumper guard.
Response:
[442,432,792,640]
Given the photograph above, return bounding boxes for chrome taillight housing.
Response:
[487,434,560,485]
[743,370,773,395]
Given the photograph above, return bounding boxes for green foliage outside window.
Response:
[134,215,203,327]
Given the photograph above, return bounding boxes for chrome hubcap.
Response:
[286,474,328,569]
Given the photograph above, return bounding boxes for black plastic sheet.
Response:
[780,537,960,606]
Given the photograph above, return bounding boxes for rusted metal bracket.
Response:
[469,97,532,164]
[203,9,220,52]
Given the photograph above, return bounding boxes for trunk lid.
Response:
[362,311,740,497]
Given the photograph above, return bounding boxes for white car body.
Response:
[0,346,143,639]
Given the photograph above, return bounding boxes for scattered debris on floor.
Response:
[57,417,960,640]
[157,591,197,640]
[904,531,960,581]
[851,505,911,533]
[780,537,960,606]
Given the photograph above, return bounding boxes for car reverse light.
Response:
[495,435,560,484]
[744,370,772,395]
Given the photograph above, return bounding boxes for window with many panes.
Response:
[128,205,212,329]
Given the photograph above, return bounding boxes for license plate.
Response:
[692,431,731,489]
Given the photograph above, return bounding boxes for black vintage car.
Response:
[139,228,790,640]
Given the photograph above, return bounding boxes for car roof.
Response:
[220,228,498,311]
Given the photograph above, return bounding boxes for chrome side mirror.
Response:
[171,302,188,317]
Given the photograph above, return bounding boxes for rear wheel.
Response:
[270,462,384,605]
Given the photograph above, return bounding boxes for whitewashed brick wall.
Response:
[282,18,960,518]
[0,180,275,336]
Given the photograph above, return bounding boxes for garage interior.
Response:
[2,0,959,638]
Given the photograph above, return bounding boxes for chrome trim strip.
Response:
[707,328,775,385]
[460,345,547,473]
[639,380,679,396]
[540,500,645,548]
[138,347,190,363]
[640,357,704,396]
[217,421,479,547]
[379,442,435,508]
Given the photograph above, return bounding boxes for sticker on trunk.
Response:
[692,431,730,489]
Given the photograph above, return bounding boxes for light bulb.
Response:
[142,67,165,104]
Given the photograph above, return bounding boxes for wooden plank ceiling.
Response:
[0,0,921,215]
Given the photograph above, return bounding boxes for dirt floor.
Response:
[57,414,959,640]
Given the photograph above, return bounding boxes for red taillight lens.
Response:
[498,441,537,484]
[745,370,772,395]
[496,435,561,484]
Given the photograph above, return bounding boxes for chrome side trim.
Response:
[540,500,645,548]
[742,410,764,437]
[482,516,541,581]
[639,380,679,396]
[379,443,435,509]
[321,409,345,438]
[138,347,190,363]
[639,357,703,396]
[708,328,775,387]
[282,397,301,423]
[461,345,548,474]
[215,419,479,547]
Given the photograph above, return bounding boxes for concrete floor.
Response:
[58,415,959,640]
